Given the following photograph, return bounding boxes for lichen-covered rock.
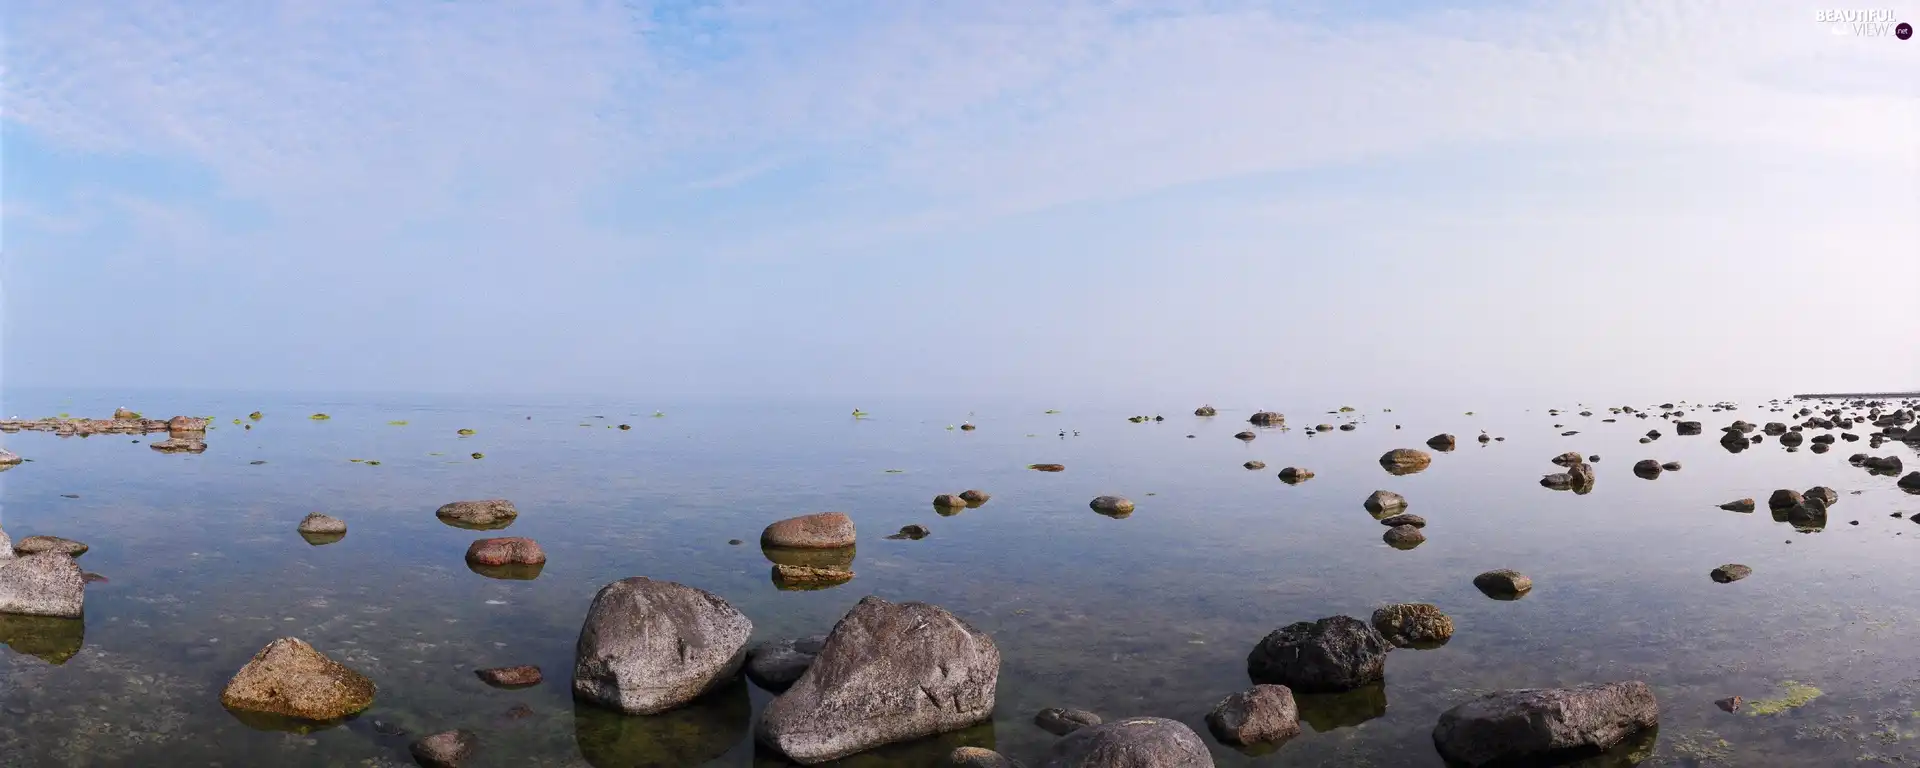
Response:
[436,499,519,527]
[573,578,753,715]
[761,512,856,549]
[745,635,826,693]
[755,596,999,765]
[1370,603,1454,647]
[1038,717,1211,768]
[1431,681,1658,767]
[1205,684,1300,746]
[950,747,1027,767]
[220,638,376,721]
[13,536,87,557]
[1246,615,1390,693]
[0,551,84,618]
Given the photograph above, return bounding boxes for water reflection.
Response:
[468,561,545,580]
[299,531,347,547]
[574,680,749,768]
[762,546,855,570]
[0,614,84,665]
[1296,683,1388,732]
[224,705,356,735]
[750,721,998,767]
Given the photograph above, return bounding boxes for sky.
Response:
[1,0,1916,407]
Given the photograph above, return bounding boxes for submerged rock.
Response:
[220,638,376,721]
[1246,615,1390,693]
[476,665,542,687]
[755,596,999,765]
[1711,564,1752,583]
[573,578,752,715]
[1370,603,1453,647]
[761,512,856,549]
[1206,685,1301,747]
[0,551,85,618]
[886,524,931,540]
[1038,717,1211,768]
[1431,681,1659,768]
[1034,707,1103,736]
[745,635,827,693]
[436,499,518,528]
[950,747,1027,767]
[410,729,477,768]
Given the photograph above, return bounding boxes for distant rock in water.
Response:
[1540,473,1573,490]
[1194,406,1217,417]
[296,513,346,535]
[1378,449,1432,475]
[1028,464,1066,473]
[1632,460,1663,478]
[437,499,519,528]
[0,450,19,467]
[886,525,931,540]
[771,564,854,589]
[1677,421,1703,435]
[1901,472,1920,490]
[1768,489,1804,511]
[1473,569,1532,599]
[1383,525,1425,549]
[465,537,546,567]
[1089,496,1135,517]
[1246,615,1390,693]
[1380,513,1425,528]
[1804,486,1838,507]
[220,637,376,721]
[150,437,208,454]
[760,512,856,549]
[1249,411,1285,426]
[1278,467,1314,484]
[1432,682,1658,768]
[1234,431,1256,441]
[1244,460,1266,470]
[1039,717,1211,768]
[959,489,991,505]
[1720,499,1756,513]
[1426,434,1456,451]
[1363,491,1407,515]
[113,407,140,420]
[932,494,969,508]
[1660,461,1682,472]
[1711,564,1752,583]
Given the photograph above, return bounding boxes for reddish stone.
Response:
[464,537,546,567]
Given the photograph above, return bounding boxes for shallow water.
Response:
[0,389,1916,767]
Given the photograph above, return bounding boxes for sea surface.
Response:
[0,389,1917,767]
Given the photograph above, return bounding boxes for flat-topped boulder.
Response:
[0,550,85,618]
[436,499,519,528]
[761,512,856,549]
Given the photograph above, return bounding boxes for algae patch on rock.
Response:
[310,414,330,421]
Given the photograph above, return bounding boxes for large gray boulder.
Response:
[573,578,753,715]
[1246,615,1390,693]
[1038,717,1211,768]
[1432,681,1658,767]
[755,596,999,765]
[0,551,85,618]
[1205,684,1300,746]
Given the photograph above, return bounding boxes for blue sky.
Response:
[3,0,1916,406]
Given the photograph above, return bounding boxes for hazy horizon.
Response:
[4,0,1916,404]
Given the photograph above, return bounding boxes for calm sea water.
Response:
[0,389,1916,767]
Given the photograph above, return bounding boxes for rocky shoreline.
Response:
[0,414,209,437]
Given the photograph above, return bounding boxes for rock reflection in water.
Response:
[574,679,749,768]
[761,545,855,570]
[0,614,84,665]
[467,561,545,580]
[224,705,356,735]
[299,531,347,547]
[1295,683,1387,733]
[750,721,998,767]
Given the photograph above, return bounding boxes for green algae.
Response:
[456,428,475,436]
[1748,681,1824,716]
[310,413,330,420]
[388,420,408,426]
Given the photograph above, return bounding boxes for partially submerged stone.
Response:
[1383,525,1425,549]
[1277,467,1314,484]
[761,512,856,549]
[465,537,547,567]
[1371,603,1453,647]
[220,638,376,721]
[1379,448,1432,475]
[959,489,991,505]
[476,665,542,687]
[933,494,969,508]
[1363,491,1407,514]
[1089,496,1135,516]
[14,536,87,557]
[1246,615,1390,693]
[1432,681,1658,767]
[436,499,518,528]
[950,746,1026,767]
[1380,513,1425,528]
[1034,707,1102,736]
[772,564,854,589]
[1719,499,1756,513]
[1473,569,1531,599]
[1205,685,1300,747]
[0,551,85,618]
[296,513,347,535]
[410,729,477,768]
[1711,564,1752,583]
[573,578,753,715]
[755,596,999,765]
